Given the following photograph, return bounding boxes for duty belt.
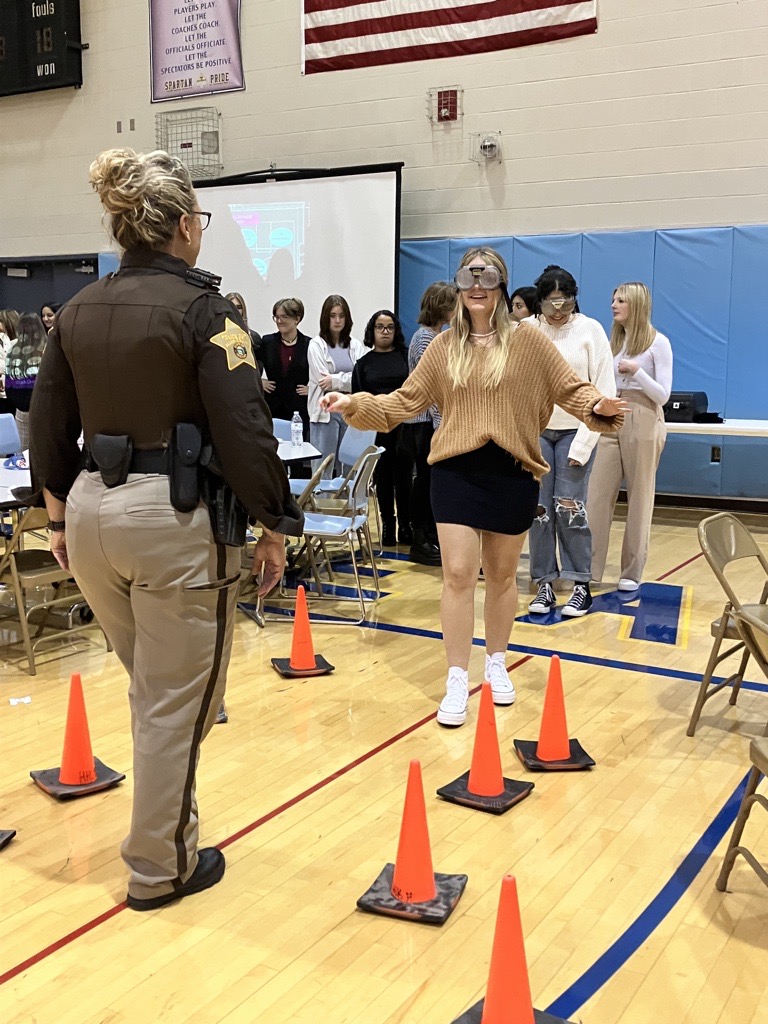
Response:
[84,447,171,475]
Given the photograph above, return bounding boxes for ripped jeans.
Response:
[529,429,596,584]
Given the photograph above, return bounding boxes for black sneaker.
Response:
[528,582,556,614]
[561,584,593,618]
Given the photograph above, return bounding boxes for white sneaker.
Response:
[437,673,469,726]
[618,578,639,592]
[485,654,516,706]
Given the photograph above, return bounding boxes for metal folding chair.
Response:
[715,737,768,892]
[300,448,383,624]
[0,506,111,674]
[688,513,768,737]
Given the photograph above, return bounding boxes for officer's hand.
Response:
[50,531,69,571]
[252,531,287,596]
[321,392,351,413]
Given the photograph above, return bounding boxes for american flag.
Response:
[302,0,598,75]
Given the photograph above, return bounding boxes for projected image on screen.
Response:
[197,167,399,338]
[231,202,307,280]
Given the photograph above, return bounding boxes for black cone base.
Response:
[271,654,335,678]
[0,829,16,850]
[452,999,574,1023]
[436,771,535,814]
[30,757,125,799]
[514,738,595,772]
[357,862,468,925]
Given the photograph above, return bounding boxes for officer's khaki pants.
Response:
[587,391,667,585]
[66,471,241,900]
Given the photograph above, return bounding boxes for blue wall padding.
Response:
[397,225,767,497]
[510,233,583,296]
[652,228,733,413]
[720,438,768,499]
[448,236,516,293]
[399,239,451,343]
[579,232,656,336]
[98,252,120,278]
[725,226,768,419]
[656,435,722,496]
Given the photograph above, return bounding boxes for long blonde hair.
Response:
[447,247,517,388]
[611,282,656,357]
[89,148,196,251]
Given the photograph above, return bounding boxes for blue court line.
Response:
[545,771,750,1019]
[267,611,768,694]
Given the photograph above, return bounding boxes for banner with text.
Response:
[150,0,244,102]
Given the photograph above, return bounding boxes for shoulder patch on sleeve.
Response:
[209,318,257,371]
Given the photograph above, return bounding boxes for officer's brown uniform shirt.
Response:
[30,248,301,535]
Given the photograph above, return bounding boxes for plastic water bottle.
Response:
[291,411,303,448]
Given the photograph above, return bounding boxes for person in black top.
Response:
[351,310,413,546]
[260,297,311,437]
[30,147,302,913]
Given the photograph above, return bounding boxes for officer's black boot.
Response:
[409,527,441,566]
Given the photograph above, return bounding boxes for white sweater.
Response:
[524,313,616,465]
[307,335,366,423]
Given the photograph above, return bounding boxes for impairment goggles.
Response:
[540,297,576,315]
[454,265,503,291]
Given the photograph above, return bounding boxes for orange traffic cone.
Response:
[437,684,534,814]
[357,760,468,924]
[451,875,574,1023]
[514,657,595,772]
[391,758,437,904]
[271,585,334,677]
[30,673,125,799]
[536,655,571,762]
[59,672,97,785]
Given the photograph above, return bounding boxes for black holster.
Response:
[200,470,248,547]
[170,423,202,513]
[90,434,133,488]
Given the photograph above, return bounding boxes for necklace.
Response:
[282,333,298,345]
[470,329,496,338]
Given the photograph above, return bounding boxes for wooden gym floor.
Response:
[0,509,766,1024]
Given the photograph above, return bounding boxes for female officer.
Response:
[30,148,302,911]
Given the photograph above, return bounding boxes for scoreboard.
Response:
[0,1,84,98]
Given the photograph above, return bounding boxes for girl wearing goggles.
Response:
[321,247,627,728]
[524,265,615,620]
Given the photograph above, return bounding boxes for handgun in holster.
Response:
[198,447,248,547]
[89,434,133,488]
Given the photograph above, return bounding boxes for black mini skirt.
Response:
[430,442,539,536]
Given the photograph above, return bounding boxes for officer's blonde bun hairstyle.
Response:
[89,148,196,251]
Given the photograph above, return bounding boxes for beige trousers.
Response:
[587,390,667,584]
[66,471,241,900]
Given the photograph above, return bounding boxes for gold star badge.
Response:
[209,318,257,371]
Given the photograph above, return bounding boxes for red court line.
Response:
[0,657,532,987]
[0,904,125,987]
[655,551,703,582]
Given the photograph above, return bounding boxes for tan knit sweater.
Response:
[343,322,623,481]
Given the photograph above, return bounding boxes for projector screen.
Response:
[196,164,402,340]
